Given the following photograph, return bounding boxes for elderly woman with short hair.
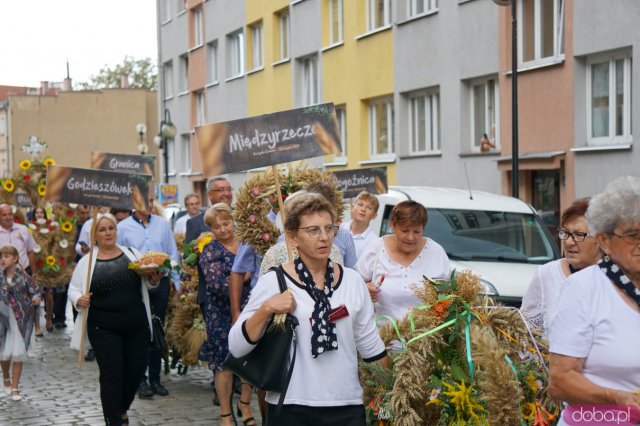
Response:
[549,176,640,423]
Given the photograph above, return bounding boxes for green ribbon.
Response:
[465,311,475,381]
[503,354,527,426]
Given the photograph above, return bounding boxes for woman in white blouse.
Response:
[228,193,389,425]
[521,198,600,336]
[356,200,451,321]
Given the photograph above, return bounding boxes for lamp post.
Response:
[136,123,148,154]
[493,0,519,199]
[153,109,177,184]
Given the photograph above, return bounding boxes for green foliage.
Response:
[77,56,157,90]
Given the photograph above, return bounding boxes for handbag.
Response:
[151,314,166,351]
[223,267,298,408]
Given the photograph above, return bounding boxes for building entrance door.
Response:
[532,170,560,234]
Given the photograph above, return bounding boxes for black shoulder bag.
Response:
[223,267,298,413]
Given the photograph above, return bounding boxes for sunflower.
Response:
[61,221,74,233]
[19,159,31,170]
[45,256,56,266]
[2,179,15,193]
[43,157,56,167]
[37,183,46,196]
[196,234,213,254]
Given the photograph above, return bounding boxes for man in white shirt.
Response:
[173,193,202,235]
[340,191,379,259]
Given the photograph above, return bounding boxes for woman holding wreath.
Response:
[549,176,640,424]
[69,213,163,426]
[229,192,389,425]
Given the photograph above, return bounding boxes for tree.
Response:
[77,56,157,90]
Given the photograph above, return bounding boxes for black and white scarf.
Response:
[599,255,640,308]
[293,257,337,358]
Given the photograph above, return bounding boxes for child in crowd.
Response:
[341,191,380,259]
[0,244,41,401]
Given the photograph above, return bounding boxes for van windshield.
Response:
[382,208,557,265]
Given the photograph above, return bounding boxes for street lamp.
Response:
[153,109,177,183]
[136,123,148,154]
[493,0,519,199]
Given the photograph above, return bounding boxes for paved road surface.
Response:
[0,310,262,426]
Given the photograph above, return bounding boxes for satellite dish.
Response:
[492,0,511,5]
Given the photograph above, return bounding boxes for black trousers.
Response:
[88,323,150,426]
[143,277,170,383]
[265,403,366,426]
[53,284,69,324]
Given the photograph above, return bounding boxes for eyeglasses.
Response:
[298,225,339,238]
[210,187,233,194]
[609,230,640,245]
[558,229,591,242]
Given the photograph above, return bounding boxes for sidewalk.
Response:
[0,310,262,426]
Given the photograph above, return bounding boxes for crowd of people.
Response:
[0,173,638,426]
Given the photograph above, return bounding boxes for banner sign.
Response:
[15,192,34,209]
[159,184,178,207]
[196,103,342,176]
[332,167,388,199]
[90,152,156,177]
[45,165,151,211]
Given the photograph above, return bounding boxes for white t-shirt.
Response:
[228,266,386,407]
[550,265,640,393]
[356,236,451,320]
[521,259,568,337]
[173,214,194,235]
[340,221,378,260]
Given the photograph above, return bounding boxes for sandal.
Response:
[236,400,257,426]
[11,388,22,401]
[220,412,233,426]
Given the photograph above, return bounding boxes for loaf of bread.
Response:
[138,251,170,266]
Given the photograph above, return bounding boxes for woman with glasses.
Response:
[549,176,640,423]
[521,198,600,336]
[356,200,451,322]
[229,192,389,425]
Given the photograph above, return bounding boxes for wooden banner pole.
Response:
[271,165,292,261]
[76,209,98,369]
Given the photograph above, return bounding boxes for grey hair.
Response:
[206,176,229,191]
[586,176,640,234]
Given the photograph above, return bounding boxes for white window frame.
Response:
[586,52,633,146]
[207,40,219,84]
[196,91,206,126]
[518,0,565,68]
[179,55,189,93]
[278,10,290,60]
[193,8,203,48]
[301,56,318,106]
[161,0,172,23]
[251,22,264,69]
[367,0,391,32]
[163,61,174,99]
[369,97,395,159]
[177,0,186,13]
[470,78,499,152]
[334,105,347,160]
[167,138,176,175]
[407,0,438,18]
[408,90,440,155]
[228,30,245,78]
[329,0,343,45]
[181,134,192,173]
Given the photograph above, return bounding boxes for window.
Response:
[369,97,394,158]
[329,0,343,44]
[408,0,438,17]
[367,0,390,31]
[196,91,206,126]
[301,56,318,106]
[179,55,189,93]
[278,10,290,60]
[161,0,172,22]
[334,105,347,159]
[251,22,264,69]
[520,0,565,67]
[177,0,186,13]
[471,78,499,152]
[587,53,632,145]
[163,61,174,99]
[167,138,176,175]
[408,90,440,155]
[181,134,191,173]
[207,40,219,83]
[193,8,203,48]
[227,30,245,78]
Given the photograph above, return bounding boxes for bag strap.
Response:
[268,265,297,420]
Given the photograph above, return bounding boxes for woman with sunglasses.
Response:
[549,176,640,423]
[521,198,600,336]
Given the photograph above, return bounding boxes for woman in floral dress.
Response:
[198,203,255,426]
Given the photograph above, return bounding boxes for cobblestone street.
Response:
[0,309,262,426]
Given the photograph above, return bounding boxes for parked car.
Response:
[368,186,560,307]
